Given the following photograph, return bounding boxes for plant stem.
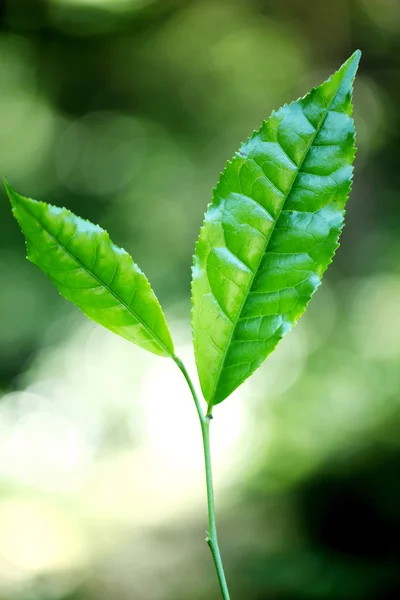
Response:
[173,356,231,600]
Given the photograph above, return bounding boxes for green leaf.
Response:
[192,50,361,407]
[6,182,174,358]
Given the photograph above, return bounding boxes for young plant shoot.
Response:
[5,50,360,600]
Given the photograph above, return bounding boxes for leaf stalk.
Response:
[173,356,231,600]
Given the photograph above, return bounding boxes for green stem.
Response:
[173,356,231,600]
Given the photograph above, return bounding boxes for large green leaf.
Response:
[6,183,174,357]
[192,50,360,407]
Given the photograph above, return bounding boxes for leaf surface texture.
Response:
[6,184,174,357]
[192,51,360,406]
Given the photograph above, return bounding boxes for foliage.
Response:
[192,51,359,407]
[6,182,174,357]
[5,52,360,600]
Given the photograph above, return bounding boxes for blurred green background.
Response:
[0,0,399,598]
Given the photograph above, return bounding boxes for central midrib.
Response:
[209,71,349,405]
[22,201,172,357]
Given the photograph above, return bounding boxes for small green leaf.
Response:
[6,182,174,357]
[192,50,361,407]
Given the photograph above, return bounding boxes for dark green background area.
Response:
[0,1,399,599]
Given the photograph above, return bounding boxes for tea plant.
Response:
[5,50,360,599]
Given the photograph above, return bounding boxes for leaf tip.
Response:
[4,178,15,202]
[349,49,362,70]
[4,179,27,212]
[341,49,362,79]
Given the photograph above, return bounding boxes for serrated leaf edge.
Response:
[191,51,360,408]
[5,181,174,358]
